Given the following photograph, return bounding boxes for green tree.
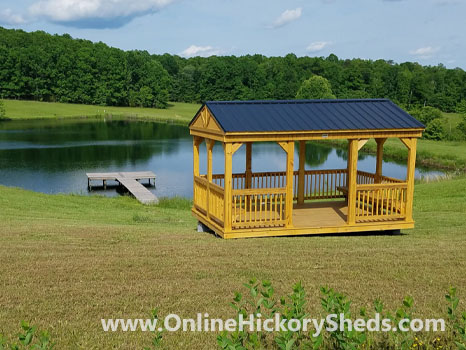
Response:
[296,75,336,99]
[456,100,466,114]
[0,99,5,119]
[457,115,466,139]
[424,118,445,140]
[409,106,443,125]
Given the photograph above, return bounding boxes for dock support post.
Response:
[297,141,306,205]
[347,139,359,225]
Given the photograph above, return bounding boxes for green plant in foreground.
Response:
[144,308,164,350]
[0,321,54,350]
[446,287,466,349]
[320,286,366,350]
[217,278,278,349]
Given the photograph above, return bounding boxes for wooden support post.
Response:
[245,142,252,189]
[206,139,215,220]
[404,138,417,222]
[193,136,202,207]
[224,143,233,232]
[285,141,295,227]
[103,180,106,190]
[297,141,306,205]
[193,137,202,177]
[375,138,386,183]
[347,139,358,225]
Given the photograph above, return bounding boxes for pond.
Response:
[0,118,444,198]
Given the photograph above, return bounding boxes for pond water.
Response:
[0,118,444,198]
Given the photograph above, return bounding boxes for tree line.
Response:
[1,26,466,115]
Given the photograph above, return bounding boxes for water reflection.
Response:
[0,118,444,198]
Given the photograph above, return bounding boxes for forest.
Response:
[1,26,466,140]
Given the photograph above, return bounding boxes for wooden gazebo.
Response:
[189,99,424,239]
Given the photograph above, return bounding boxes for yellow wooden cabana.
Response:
[189,99,425,239]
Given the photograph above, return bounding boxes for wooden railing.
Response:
[193,176,208,212]
[355,183,408,222]
[232,188,286,229]
[209,182,225,225]
[200,170,407,230]
[297,169,348,200]
[213,169,347,200]
[357,170,404,185]
[194,176,224,227]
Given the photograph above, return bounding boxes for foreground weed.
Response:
[144,308,164,350]
[0,321,54,350]
[446,287,466,349]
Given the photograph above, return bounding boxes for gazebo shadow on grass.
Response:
[196,222,404,239]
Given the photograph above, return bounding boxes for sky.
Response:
[0,0,465,69]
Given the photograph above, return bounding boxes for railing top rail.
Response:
[194,175,209,185]
[213,169,349,178]
[303,169,347,174]
[210,182,225,194]
[356,182,408,190]
[232,187,287,195]
[380,175,404,183]
[357,170,376,176]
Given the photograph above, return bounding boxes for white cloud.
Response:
[180,45,222,57]
[27,0,176,28]
[271,8,302,28]
[0,8,27,25]
[306,41,330,53]
[409,46,440,59]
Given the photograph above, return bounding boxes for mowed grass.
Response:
[0,178,465,349]
[2,99,200,123]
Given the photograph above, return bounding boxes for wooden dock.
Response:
[86,171,158,204]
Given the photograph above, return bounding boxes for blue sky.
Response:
[0,0,465,68]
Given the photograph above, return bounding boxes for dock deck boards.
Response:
[86,171,158,204]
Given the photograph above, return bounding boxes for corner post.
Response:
[297,141,306,205]
[206,139,215,220]
[405,138,417,222]
[347,139,359,225]
[193,136,202,210]
[285,141,295,227]
[193,136,202,177]
[375,138,386,183]
[224,143,233,232]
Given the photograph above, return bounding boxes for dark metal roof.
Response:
[191,99,425,133]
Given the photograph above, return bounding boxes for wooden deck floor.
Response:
[293,201,347,228]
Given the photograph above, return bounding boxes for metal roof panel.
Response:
[190,99,425,133]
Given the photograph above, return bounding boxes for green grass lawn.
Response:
[0,177,465,349]
[2,99,200,124]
